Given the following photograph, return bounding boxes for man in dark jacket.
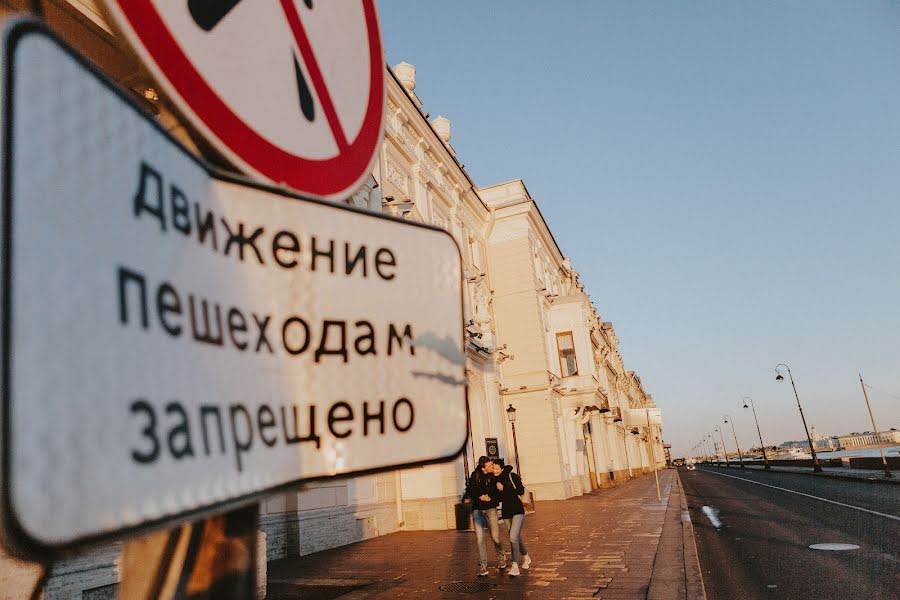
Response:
[463,456,506,575]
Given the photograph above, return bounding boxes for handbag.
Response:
[510,472,535,513]
[508,472,527,505]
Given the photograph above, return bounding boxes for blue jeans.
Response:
[507,514,528,564]
[472,508,502,568]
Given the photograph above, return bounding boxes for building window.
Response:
[557,332,578,377]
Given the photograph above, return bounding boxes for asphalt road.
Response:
[680,466,900,600]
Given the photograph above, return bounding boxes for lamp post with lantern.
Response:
[774,363,822,472]
[723,414,745,468]
[506,403,535,513]
[506,404,521,476]
[715,426,730,467]
[742,396,770,470]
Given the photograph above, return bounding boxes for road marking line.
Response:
[704,469,900,522]
[809,543,859,551]
[701,505,722,529]
[682,510,692,523]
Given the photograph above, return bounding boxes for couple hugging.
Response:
[463,456,532,577]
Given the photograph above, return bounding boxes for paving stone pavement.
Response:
[267,470,675,599]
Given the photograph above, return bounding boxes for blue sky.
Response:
[377,1,900,456]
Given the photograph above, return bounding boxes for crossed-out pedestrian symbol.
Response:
[103,0,386,199]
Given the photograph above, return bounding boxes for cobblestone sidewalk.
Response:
[267,470,677,599]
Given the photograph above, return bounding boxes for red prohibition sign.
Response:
[104,0,385,200]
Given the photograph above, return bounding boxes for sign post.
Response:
[0,18,466,571]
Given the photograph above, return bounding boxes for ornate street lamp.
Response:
[707,434,719,465]
[723,414,744,468]
[742,396,770,470]
[506,404,521,475]
[775,364,822,472]
[715,426,730,467]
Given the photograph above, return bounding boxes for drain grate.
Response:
[439,581,497,594]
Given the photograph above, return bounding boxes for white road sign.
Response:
[100,0,385,201]
[0,21,465,557]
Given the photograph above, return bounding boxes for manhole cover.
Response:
[808,543,860,551]
[438,581,497,593]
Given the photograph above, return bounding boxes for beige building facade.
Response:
[480,181,664,500]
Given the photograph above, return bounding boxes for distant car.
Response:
[686,464,696,471]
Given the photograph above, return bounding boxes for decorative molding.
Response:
[399,122,416,151]
[431,203,449,230]
[424,151,440,181]
[457,206,480,236]
[385,160,409,194]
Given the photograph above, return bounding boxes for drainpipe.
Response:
[394,473,404,529]
[485,205,497,241]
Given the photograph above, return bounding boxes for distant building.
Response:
[809,427,836,450]
[778,440,810,450]
[837,429,900,448]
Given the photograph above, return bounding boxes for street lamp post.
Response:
[506,404,521,475]
[723,414,744,468]
[858,374,892,479]
[709,431,722,466]
[506,404,536,513]
[716,426,730,467]
[742,396,770,470]
[775,364,822,473]
[616,413,633,478]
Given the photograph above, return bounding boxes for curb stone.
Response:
[677,471,707,600]
[647,470,706,600]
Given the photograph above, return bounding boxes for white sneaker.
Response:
[498,553,508,569]
[477,566,489,577]
[508,563,520,577]
[521,554,532,570]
